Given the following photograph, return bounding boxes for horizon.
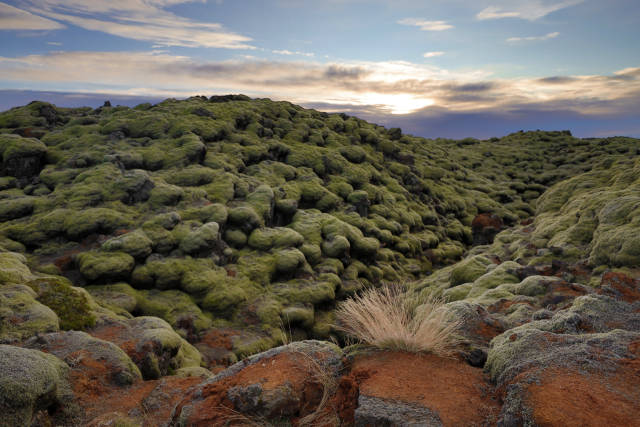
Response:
[1,89,635,140]
[1,0,639,138]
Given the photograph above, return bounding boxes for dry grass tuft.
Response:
[334,284,461,356]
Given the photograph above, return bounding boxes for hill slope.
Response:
[0,96,638,350]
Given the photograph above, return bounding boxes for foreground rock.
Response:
[0,345,75,427]
[350,350,500,426]
[171,340,346,425]
[486,272,640,426]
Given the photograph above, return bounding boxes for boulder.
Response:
[90,316,202,380]
[471,213,504,245]
[0,284,59,343]
[24,331,141,387]
[171,341,344,425]
[0,345,74,426]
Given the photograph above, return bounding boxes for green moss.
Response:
[87,282,139,313]
[0,197,35,222]
[132,257,216,291]
[135,289,212,334]
[181,203,227,225]
[164,165,215,187]
[467,261,521,298]
[149,181,183,206]
[102,230,153,259]
[76,251,135,282]
[275,248,307,274]
[178,222,220,255]
[201,277,250,317]
[246,185,275,221]
[352,236,380,257]
[27,276,96,330]
[299,243,322,265]
[224,228,247,248]
[63,208,130,240]
[0,134,47,173]
[281,304,314,329]
[0,344,72,426]
[0,284,59,342]
[247,227,304,251]
[340,145,367,163]
[321,235,350,258]
[275,198,298,216]
[442,283,473,301]
[227,205,263,232]
[450,255,492,287]
[0,251,33,285]
[271,279,336,305]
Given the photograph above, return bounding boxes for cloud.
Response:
[398,18,453,31]
[423,51,445,58]
[0,2,65,30]
[0,50,638,117]
[13,0,253,49]
[507,31,560,43]
[477,0,583,21]
[273,49,315,57]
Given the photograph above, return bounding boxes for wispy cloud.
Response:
[507,31,560,43]
[13,0,254,49]
[0,2,65,30]
[273,49,315,57]
[398,18,453,31]
[1,50,638,116]
[46,41,62,45]
[477,0,583,21]
[424,51,445,58]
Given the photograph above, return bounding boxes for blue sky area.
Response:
[1,0,639,138]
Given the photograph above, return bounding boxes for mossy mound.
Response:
[1,97,638,350]
[0,344,74,426]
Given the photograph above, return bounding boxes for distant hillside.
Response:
[0,96,638,352]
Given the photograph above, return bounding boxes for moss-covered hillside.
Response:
[0,96,638,352]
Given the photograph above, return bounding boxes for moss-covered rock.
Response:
[0,134,48,179]
[466,261,521,298]
[91,316,202,380]
[0,251,33,285]
[0,197,35,222]
[24,331,142,386]
[63,208,130,241]
[223,228,248,248]
[27,276,96,331]
[450,255,493,287]
[247,227,304,251]
[102,230,153,260]
[76,251,135,282]
[275,248,307,274]
[0,284,59,343]
[322,234,350,258]
[227,205,263,232]
[179,222,221,255]
[0,344,73,426]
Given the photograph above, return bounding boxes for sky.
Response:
[1,0,639,138]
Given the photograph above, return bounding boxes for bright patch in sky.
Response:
[356,93,435,115]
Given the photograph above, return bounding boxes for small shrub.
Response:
[335,284,461,355]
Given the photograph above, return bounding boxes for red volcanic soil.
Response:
[599,271,640,303]
[527,367,640,427]
[351,351,500,426]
